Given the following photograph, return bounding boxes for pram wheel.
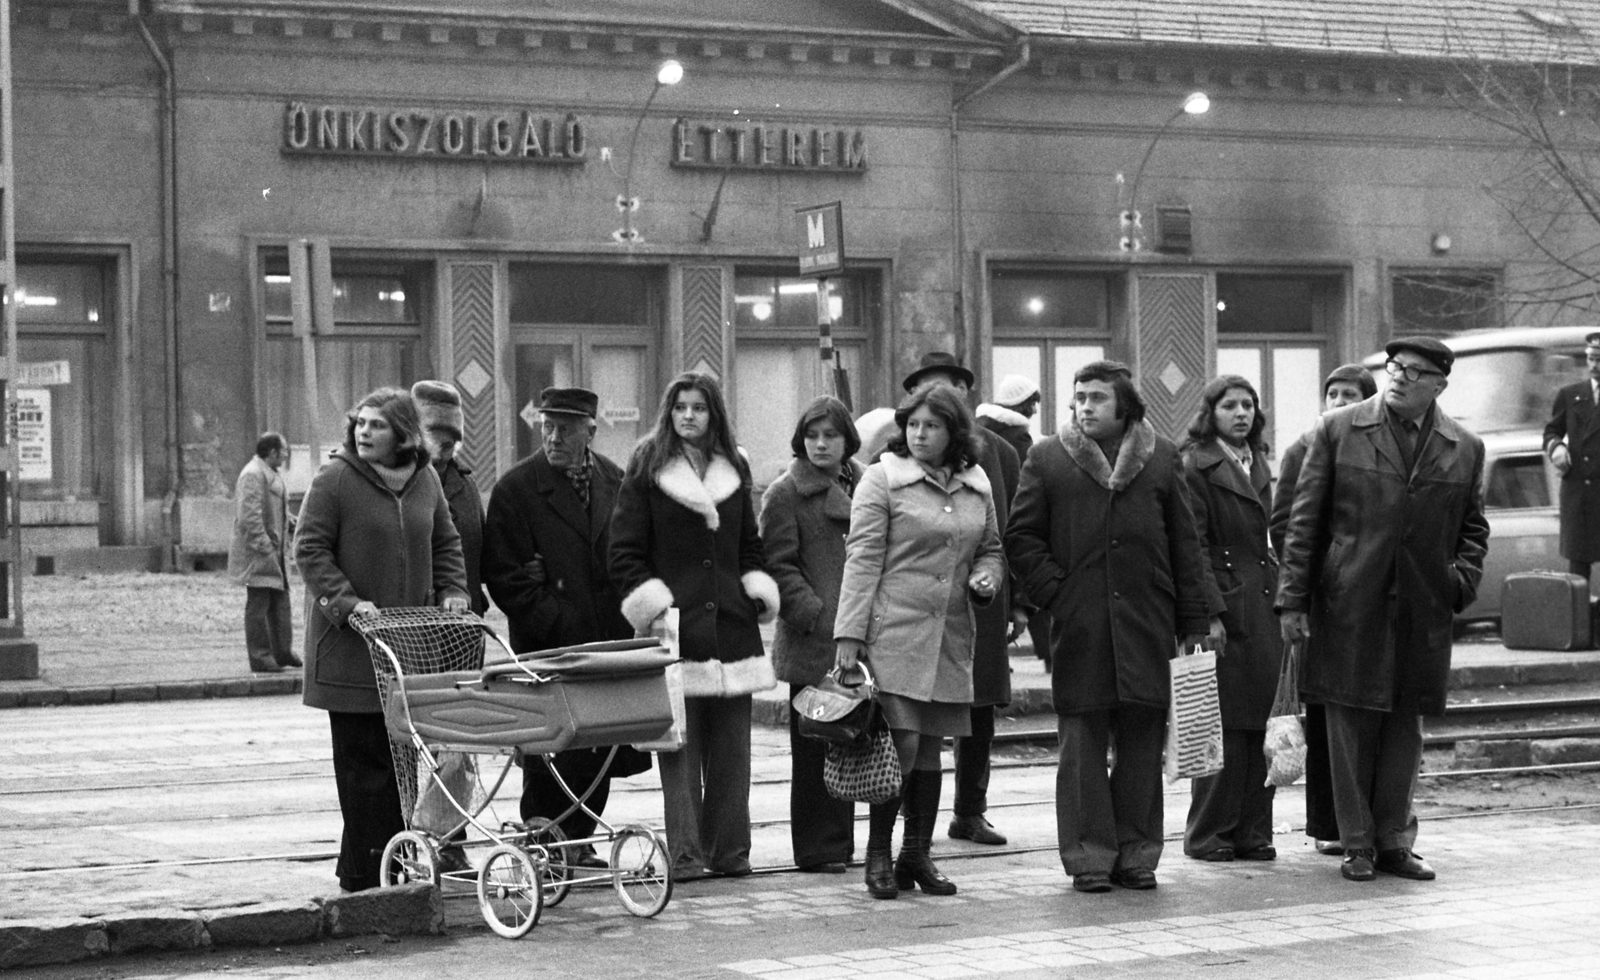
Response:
[521,817,572,907]
[379,830,439,888]
[477,844,544,938]
[610,825,672,918]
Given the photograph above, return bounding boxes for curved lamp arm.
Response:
[1121,92,1209,252]
[615,61,684,245]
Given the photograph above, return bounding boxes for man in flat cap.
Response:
[1277,336,1488,883]
[1543,331,1600,582]
[482,387,648,864]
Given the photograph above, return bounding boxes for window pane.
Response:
[509,264,659,325]
[512,344,577,462]
[13,263,107,326]
[1486,455,1551,509]
[991,345,1043,441]
[1054,345,1105,433]
[17,336,107,500]
[734,343,861,489]
[1216,274,1324,334]
[261,256,422,326]
[733,269,878,329]
[1271,347,1323,467]
[1392,272,1499,336]
[1216,348,1262,391]
[991,271,1109,331]
[588,346,647,466]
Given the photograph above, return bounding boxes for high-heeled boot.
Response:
[893,769,957,895]
[864,798,900,899]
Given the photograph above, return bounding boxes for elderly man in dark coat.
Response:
[1278,337,1489,883]
[1006,360,1210,894]
[413,381,489,615]
[1543,331,1600,581]
[482,387,648,862]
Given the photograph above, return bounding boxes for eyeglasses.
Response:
[1385,359,1444,383]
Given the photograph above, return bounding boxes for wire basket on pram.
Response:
[351,608,678,938]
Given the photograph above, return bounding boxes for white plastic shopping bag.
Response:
[1163,645,1224,783]
[632,608,686,753]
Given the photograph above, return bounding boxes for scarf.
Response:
[368,459,416,494]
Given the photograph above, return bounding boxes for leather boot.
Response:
[893,770,957,896]
[865,798,899,899]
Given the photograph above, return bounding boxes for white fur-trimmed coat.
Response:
[608,450,778,698]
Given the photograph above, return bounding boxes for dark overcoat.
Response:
[976,404,1036,468]
[1276,395,1489,715]
[1269,431,1312,559]
[1543,381,1600,562]
[1005,420,1210,714]
[295,449,469,714]
[482,449,632,653]
[609,451,780,698]
[971,426,1020,708]
[759,457,864,687]
[1181,440,1280,730]
[438,458,489,616]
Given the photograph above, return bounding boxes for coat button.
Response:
[319,597,328,605]
[943,505,953,513]
[1112,591,1122,600]
[938,574,947,583]
[705,601,715,610]
[702,560,712,568]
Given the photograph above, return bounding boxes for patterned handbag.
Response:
[822,719,902,804]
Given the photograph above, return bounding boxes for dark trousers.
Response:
[520,750,614,843]
[1325,702,1423,852]
[244,586,293,667]
[953,704,995,817]
[328,711,405,892]
[658,694,753,876]
[1302,703,1339,841]
[787,684,856,867]
[1184,728,1275,856]
[1055,705,1166,875]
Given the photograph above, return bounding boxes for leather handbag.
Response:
[822,718,901,804]
[792,663,877,745]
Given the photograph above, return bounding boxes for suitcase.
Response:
[1501,571,1592,651]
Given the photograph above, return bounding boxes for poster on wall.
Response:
[16,388,51,482]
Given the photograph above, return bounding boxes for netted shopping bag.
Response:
[1263,640,1307,788]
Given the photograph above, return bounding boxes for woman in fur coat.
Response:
[609,373,780,881]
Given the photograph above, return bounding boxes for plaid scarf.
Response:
[564,451,593,507]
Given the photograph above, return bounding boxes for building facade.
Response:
[10,0,1599,556]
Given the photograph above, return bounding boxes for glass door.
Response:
[511,330,653,467]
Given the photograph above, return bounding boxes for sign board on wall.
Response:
[282,103,588,164]
[796,202,845,278]
[670,120,867,174]
[16,389,51,482]
[16,361,70,386]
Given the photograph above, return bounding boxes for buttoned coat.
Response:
[833,453,1005,704]
[1543,381,1600,562]
[228,455,288,590]
[1181,440,1280,729]
[296,449,470,714]
[759,457,865,687]
[609,451,780,698]
[482,449,632,654]
[971,424,1020,708]
[438,458,489,616]
[1005,420,1211,714]
[1276,395,1490,715]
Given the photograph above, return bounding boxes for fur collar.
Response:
[787,456,865,497]
[877,451,992,496]
[656,451,744,531]
[1057,419,1156,491]
[976,403,1032,429]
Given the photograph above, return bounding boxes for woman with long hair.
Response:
[296,386,470,892]
[834,384,1005,899]
[609,373,780,881]
[1178,374,1281,863]
[760,396,865,874]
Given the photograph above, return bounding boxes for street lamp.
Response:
[1120,91,1209,252]
[612,60,684,245]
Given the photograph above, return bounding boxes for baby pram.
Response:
[352,608,677,938]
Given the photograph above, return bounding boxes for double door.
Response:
[510,328,654,468]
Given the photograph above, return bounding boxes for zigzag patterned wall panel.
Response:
[682,266,726,379]
[1136,274,1209,443]
[448,261,498,484]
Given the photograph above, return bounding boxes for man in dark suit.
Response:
[482,387,648,865]
[1543,331,1600,581]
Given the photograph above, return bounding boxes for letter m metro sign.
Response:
[795,202,845,278]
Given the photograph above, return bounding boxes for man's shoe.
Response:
[1110,868,1157,890]
[571,849,609,870]
[277,654,304,668]
[437,845,471,875]
[1071,872,1113,893]
[947,815,1007,846]
[798,861,848,874]
[1237,846,1277,862]
[1192,847,1234,862]
[1314,840,1344,856]
[1341,849,1377,881]
[249,660,285,674]
[1375,848,1435,881]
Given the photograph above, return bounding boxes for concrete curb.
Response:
[0,674,304,710]
[0,883,441,969]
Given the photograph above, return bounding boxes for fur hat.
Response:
[994,374,1040,408]
[411,380,465,440]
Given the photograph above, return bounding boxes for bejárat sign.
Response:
[283,102,587,164]
[671,119,867,174]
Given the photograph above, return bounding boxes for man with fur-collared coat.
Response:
[1005,360,1210,895]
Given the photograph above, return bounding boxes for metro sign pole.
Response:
[795,202,848,410]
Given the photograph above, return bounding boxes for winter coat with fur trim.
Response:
[608,450,779,698]
[833,453,1005,704]
[1005,420,1210,713]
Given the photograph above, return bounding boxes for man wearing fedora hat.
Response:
[483,386,649,862]
[1278,336,1488,883]
[1543,331,1600,582]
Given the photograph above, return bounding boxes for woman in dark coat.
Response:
[834,385,1005,899]
[1179,375,1280,862]
[296,386,470,893]
[609,373,780,882]
[760,396,865,874]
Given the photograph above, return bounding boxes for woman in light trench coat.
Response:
[834,385,1005,900]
